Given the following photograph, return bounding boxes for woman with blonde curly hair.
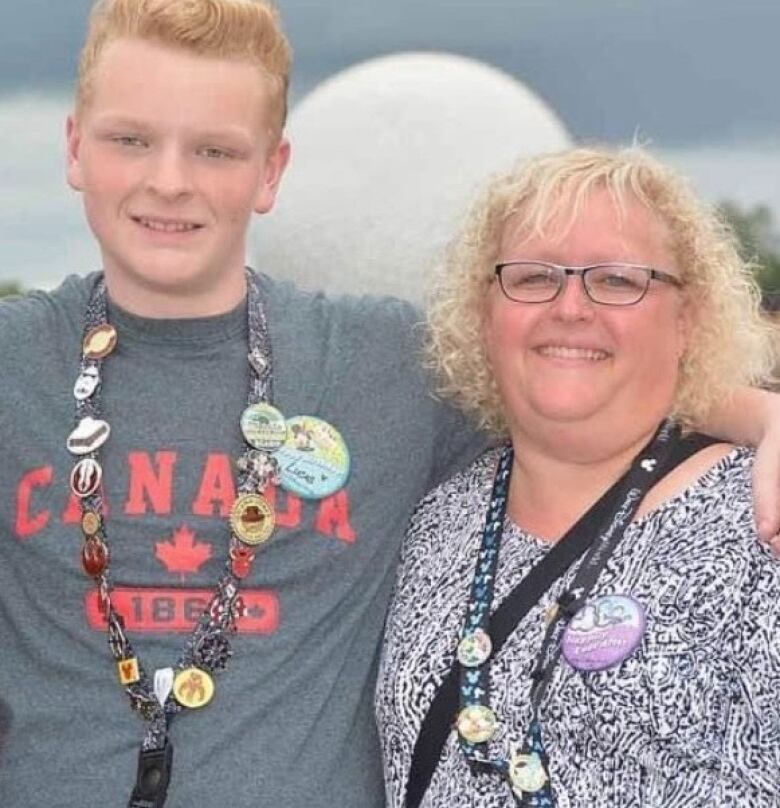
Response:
[376,146,780,808]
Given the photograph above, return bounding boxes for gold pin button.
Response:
[81,510,102,538]
[173,667,214,709]
[230,494,275,545]
[83,324,118,360]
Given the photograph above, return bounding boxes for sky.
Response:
[1,0,778,289]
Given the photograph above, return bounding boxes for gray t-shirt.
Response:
[0,272,482,808]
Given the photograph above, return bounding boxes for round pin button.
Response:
[456,705,497,744]
[70,458,103,498]
[81,510,102,538]
[275,416,350,500]
[509,752,549,795]
[562,594,646,672]
[230,494,275,545]
[240,403,287,451]
[457,628,493,668]
[67,416,111,456]
[83,324,118,360]
[173,667,215,709]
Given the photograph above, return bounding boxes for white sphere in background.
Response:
[252,52,571,302]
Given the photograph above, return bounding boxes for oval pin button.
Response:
[74,365,101,400]
[82,538,109,578]
[83,324,118,360]
[81,510,102,538]
[70,458,103,498]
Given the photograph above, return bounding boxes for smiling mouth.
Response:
[132,216,203,233]
[536,346,611,361]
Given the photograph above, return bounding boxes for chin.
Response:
[119,258,218,293]
[524,387,609,423]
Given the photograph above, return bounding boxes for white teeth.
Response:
[137,217,199,233]
[538,346,609,361]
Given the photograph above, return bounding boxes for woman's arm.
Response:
[701,387,780,543]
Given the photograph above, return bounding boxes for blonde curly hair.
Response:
[426,146,777,436]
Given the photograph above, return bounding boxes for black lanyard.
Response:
[74,271,274,808]
[404,423,717,808]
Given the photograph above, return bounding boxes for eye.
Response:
[590,267,644,290]
[198,146,235,160]
[111,135,147,148]
[507,265,556,288]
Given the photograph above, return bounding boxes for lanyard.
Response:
[405,425,717,808]
[456,421,683,804]
[71,270,274,808]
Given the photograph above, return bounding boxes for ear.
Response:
[254,137,291,215]
[66,115,85,192]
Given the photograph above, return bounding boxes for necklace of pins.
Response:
[67,273,350,803]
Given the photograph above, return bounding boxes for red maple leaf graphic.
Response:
[155,524,213,580]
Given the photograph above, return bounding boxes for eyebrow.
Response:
[90,115,152,132]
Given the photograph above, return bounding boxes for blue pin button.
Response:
[276,416,350,499]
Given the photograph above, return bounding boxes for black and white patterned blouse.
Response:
[376,447,780,807]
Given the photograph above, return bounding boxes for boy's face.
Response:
[67,37,289,314]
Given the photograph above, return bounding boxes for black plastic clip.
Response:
[128,740,174,808]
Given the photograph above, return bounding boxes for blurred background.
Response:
[1,0,778,301]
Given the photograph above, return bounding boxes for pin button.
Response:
[83,324,118,359]
[173,667,215,709]
[70,458,103,498]
[457,628,492,668]
[456,705,497,744]
[230,494,275,545]
[509,752,549,795]
[82,538,109,578]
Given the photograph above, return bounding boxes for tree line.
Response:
[1,201,779,302]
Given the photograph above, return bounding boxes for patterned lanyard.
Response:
[455,422,680,806]
[69,270,275,808]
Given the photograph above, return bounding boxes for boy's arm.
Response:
[702,387,780,543]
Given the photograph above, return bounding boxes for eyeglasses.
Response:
[494,261,683,306]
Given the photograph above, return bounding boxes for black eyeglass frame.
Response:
[494,261,684,306]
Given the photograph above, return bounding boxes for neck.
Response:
[507,422,659,542]
[103,267,248,319]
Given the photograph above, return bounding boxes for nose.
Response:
[144,145,193,200]
[549,271,596,321]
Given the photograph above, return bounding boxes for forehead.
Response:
[500,187,673,264]
[84,37,271,133]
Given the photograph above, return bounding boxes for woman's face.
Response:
[482,188,689,443]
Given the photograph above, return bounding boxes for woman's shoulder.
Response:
[411,446,502,519]
[639,442,752,522]
[638,444,778,578]
[400,447,502,559]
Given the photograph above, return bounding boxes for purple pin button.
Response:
[562,594,645,672]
